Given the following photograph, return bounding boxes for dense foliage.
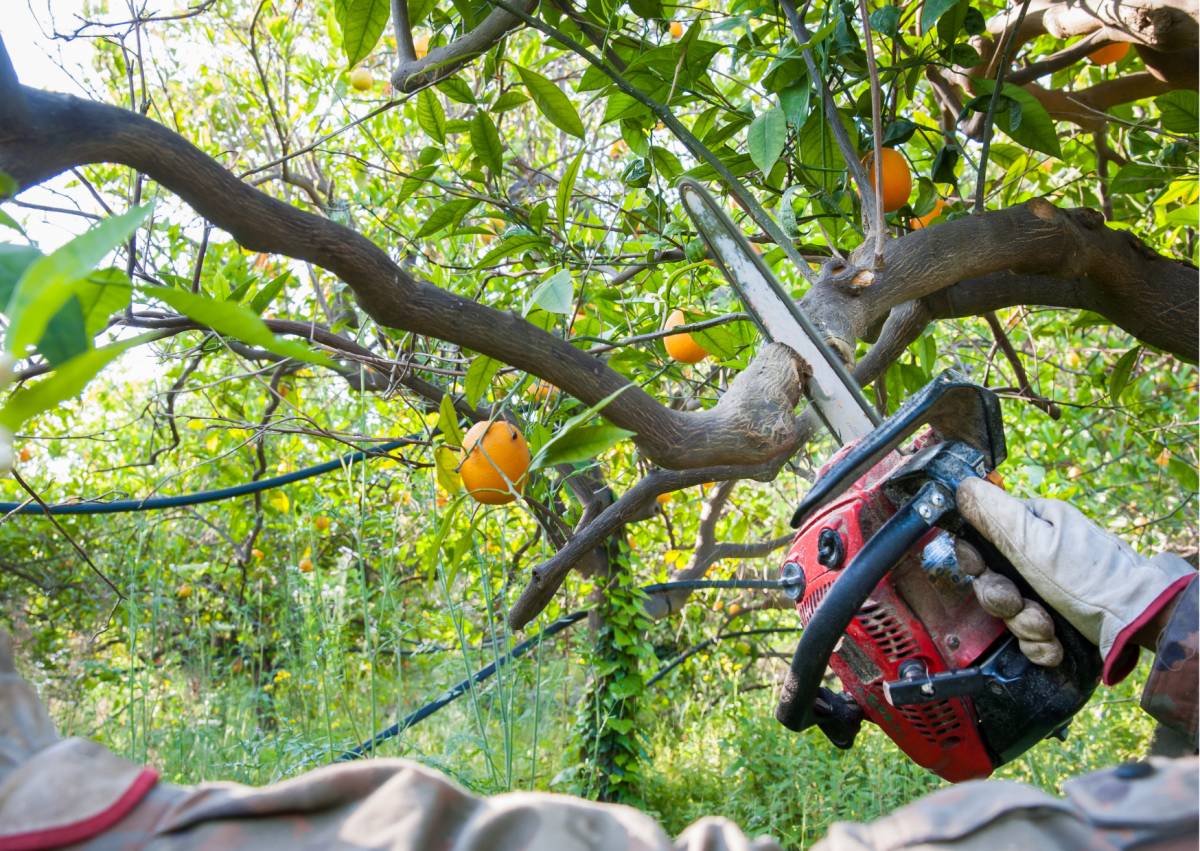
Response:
[0,0,1195,845]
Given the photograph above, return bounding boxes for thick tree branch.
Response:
[390,2,537,92]
[0,76,808,471]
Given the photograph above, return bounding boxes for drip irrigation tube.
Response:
[0,437,418,515]
[335,577,797,762]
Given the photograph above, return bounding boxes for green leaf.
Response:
[514,64,585,138]
[470,111,504,173]
[145,286,334,368]
[416,89,447,144]
[556,150,585,231]
[931,143,960,184]
[972,79,1061,158]
[537,424,634,467]
[437,76,476,105]
[0,209,25,237]
[1108,345,1141,402]
[6,204,151,356]
[529,269,573,315]
[0,332,157,432]
[870,6,901,36]
[746,106,787,176]
[37,269,132,366]
[434,445,462,493]
[920,0,962,34]
[415,198,478,238]
[491,91,530,113]
[334,0,389,67]
[1155,90,1198,134]
[438,393,465,447]
[0,245,40,307]
[883,118,917,146]
[530,383,634,471]
[1166,457,1198,492]
[249,271,291,315]
[1110,164,1168,195]
[475,233,550,269]
[464,355,502,407]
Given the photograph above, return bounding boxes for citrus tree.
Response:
[0,0,1194,831]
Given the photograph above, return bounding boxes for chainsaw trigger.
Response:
[812,687,863,749]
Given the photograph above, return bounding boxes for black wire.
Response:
[0,437,419,515]
[335,578,798,762]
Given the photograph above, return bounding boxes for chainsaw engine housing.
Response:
[782,441,1102,782]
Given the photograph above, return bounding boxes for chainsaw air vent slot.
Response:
[898,700,963,746]
[855,601,919,660]
[799,582,831,626]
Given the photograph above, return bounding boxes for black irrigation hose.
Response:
[0,437,419,515]
[645,626,804,687]
[336,577,798,762]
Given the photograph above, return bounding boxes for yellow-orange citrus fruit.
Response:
[1156,448,1172,467]
[349,67,373,91]
[251,548,264,560]
[460,421,531,505]
[609,140,627,159]
[176,583,193,599]
[911,198,947,229]
[1088,42,1129,65]
[531,380,556,402]
[663,309,708,364]
[863,148,912,213]
[669,21,684,39]
[414,33,430,59]
[314,515,330,533]
[656,492,672,505]
[17,446,32,462]
[299,556,314,573]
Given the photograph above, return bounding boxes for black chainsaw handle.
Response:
[775,480,952,733]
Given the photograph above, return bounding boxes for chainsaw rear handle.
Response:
[792,370,1005,529]
[775,479,953,733]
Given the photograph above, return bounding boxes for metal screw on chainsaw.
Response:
[930,492,945,507]
[917,504,932,520]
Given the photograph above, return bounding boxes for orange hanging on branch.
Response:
[863,148,912,213]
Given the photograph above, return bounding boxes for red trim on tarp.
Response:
[0,767,158,851]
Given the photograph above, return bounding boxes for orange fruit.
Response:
[863,148,912,213]
[656,492,672,505]
[669,21,684,39]
[251,548,264,560]
[663,309,708,364]
[1088,42,1128,65]
[17,446,32,462]
[349,67,373,91]
[609,140,627,159]
[1155,448,1172,467]
[176,583,193,599]
[531,380,556,402]
[460,421,531,505]
[414,33,430,59]
[314,515,330,533]
[298,556,314,573]
[911,199,947,229]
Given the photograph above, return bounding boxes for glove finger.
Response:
[1018,637,1064,667]
[957,478,1056,579]
[954,539,987,577]
[973,571,1023,619]
[1006,599,1055,642]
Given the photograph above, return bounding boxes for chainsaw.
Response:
[679,179,1102,782]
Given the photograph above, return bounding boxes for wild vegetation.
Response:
[0,0,1195,846]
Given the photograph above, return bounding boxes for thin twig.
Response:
[973,0,1034,214]
[857,0,886,265]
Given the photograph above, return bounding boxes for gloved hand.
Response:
[957,477,1195,680]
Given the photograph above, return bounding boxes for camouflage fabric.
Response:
[1142,576,1199,751]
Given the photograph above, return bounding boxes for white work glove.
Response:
[957,478,1194,670]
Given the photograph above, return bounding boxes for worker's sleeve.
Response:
[812,757,1198,851]
[1140,574,1198,749]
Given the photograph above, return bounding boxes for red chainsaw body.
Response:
[785,443,1007,782]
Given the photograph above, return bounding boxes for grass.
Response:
[38,599,1156,850]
